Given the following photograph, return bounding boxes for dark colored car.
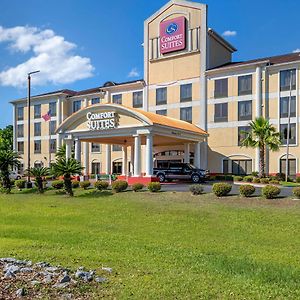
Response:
[153,162,209,183]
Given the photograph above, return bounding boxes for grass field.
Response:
[1,189,300,299]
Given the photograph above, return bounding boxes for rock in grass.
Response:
[45,266,59,272]
[53,282,70,289]
[101,267,112,273]
[4,270,16,279]
[59,274,71,283]
[95,276,107,283]
[30,280,41,286]
[20,267,33,273]
[4,264,20,274]
[75,270,93,282]
[16,287,26,297]
[35,261,50,268]
[43,275,52,284]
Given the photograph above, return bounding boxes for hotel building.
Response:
[11,0,300,179]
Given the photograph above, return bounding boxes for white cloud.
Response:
[128,68,140,78]
[222,30,237,37]
[293,48,300,53]
[0,25,94,88]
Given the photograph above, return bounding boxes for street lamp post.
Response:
[25,70,40,189]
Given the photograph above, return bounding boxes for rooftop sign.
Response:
[160,16,186,54]
[86,111,118,130]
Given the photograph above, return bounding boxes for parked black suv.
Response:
[153,162,209,183]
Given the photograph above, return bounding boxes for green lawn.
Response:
[1,189,300,299]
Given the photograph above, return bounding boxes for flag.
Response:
[42,110,51,122]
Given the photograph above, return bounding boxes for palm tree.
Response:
[51,158,83,196]
[55,144,74,160]
[0,150,21,193]
[27,167,50,193]
[240,117,281,177]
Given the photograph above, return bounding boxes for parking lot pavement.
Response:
[160,182,293,197]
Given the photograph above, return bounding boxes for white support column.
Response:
[122,146,128,176]
[184,143,190,163]
[83,142,89,175]
[130,145,134,175]
[65,140,72,159]
[255,66,262,172]
[12,105,16,151]
[134,135,141,177]
[194,142,201,168]
[145,134,153,176]
[106,145,111,174]
[74,138,81,162]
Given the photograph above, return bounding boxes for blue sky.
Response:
[0,0,299,128]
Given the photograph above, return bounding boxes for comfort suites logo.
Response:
[160,16,186,54]
[86,111,119,131]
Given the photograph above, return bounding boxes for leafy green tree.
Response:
[240,117,281,177]
[51,158,83,196]
[27,167,50,193]
[0,150,21,193]
[0,125,13,151]
[55,144,74,160]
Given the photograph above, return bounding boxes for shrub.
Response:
[80,181,91,190]
[132,183,144,192]
[15,179,26,190]
[51,180,64,190]
[72,180,80,188]
[260,178,270,184]
[243,176,253,183]
[296,177,300,183]
[233,176,243,182]
[112,180,128,193]
[251,171,259,177]
[215,175,225,181]
[147,182,161,193]
[10,179,15,186]
[189,184,204,195]
[94,180,109,191]
[262,185,281,199]
[239,185,255,197]
[45,175,55,180]
[209,176,216,181]
[292,187,300,199]
[224,175,233,181]
[212,183,232,197]
[276,173,285,181]
[269,180,280,185]
[252,178,260,184]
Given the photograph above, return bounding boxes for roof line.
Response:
[207,28,237,53]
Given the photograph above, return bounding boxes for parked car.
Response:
[153,162,209,183]
[9,171,22,180]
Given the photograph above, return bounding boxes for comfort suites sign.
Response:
[160,16,186,54]
[86,111,118,130]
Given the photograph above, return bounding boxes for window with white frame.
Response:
[280,123,296,145]
[34,104,41,119]
[17,107,24,121]
[180,107,192,123]
[180,84,192,102]
[133,91,143,108]
[34,122,41,136]
[112,94,122,105]
[156,109,167,116]
[34,140,41,154]
[17,124,24,138]
[49,102,57,117]
[91,98,100,105]
[49,120,56,135]
[73,100,82,113]
[214,78,228,98]
[17,141,24,154]
[156,87,167,105]
[50,139,56,153]
[238,75,252,96]
[214,103,228,122]
[238,126,251,146]
[280,69,296,91]
[280,96,296,118]
[91,143,101,152]
[238,100,252,121]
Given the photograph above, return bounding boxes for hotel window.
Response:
[49,120,56,135]
[50,139,56,153]
[238,126,251,146]
[280,96,296,118]
[34,122,41,136]
[91,98,100,105]
[238,75,252,96]
[49,102,57,117]
[91,162,101,175]
[156,109,167,116]
[91,143,101,153]
[73,100,82,113]
[280,69,296,91]
[180,84,192,102]
[238,100,252,121]
[280,123,296,145]
[17,107,24,121]
[34,140,41,154]
[112,145,122,151]
[112,94,122,105]
[214,78,228,98]
[156,87,167,105]
[17,141,24,154]
[180,107,192,123]
[133,91,143,108]
[214,103,228,122]
[34,104,41,119]
[17,124,24,138]
[280,158,296,178]
[232,159,252,175]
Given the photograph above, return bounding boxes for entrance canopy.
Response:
[56,104,208,177]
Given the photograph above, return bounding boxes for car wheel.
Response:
[16,176,21,180]
[157,174,166,183]
[191,174,200,183]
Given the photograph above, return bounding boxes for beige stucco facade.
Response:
[10,0,300,178]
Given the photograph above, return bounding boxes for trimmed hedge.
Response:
[252,178,260,184]
[132,183,144,192]
[147,182,161,193]
[243,176,253,183]
[296,177,300,183]
[72,180,80,188]
[80,181,91,190]
[269,180,280,185]
[212,183,232,197]
[292,187,300,199]
[15,179,26,190]
[51,180,64,190]
[94,180,109,191]
[239,185,255,197]
[260,178,270,184]
[189,184,204,195]
[233,176,243,182]
[112,180,128,193]
[262,185,281,199]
